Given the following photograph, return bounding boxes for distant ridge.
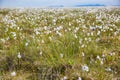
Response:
[49,5,64,7]
[75,4,106,7]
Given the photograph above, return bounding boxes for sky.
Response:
[0,0,120,7]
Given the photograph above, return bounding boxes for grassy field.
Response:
[0,7,120,80]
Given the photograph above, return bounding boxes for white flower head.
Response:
[1,39,5,43]
[74,34,78,38]
[102,54,105,57]
[105,67,112,72]
[100,60,104,65]
[11,71,16,77]
[49,37,52,41]
[60,53,64,58]
[91,32,94,36]
[82,52,85,57]
[78,77,82,80]
[90,26,96,31]
[97,55,101,60]
[53,19,56,22]
[17,52,22,59]
[109,52,116,56]
[81,44,85,48]
[25,42,29,46]
[42,40,45,43]
[35,31,39,35]
[62,76,67,80]
[82,65,89,72]
[65,29,67,32]
[97,31,101,36]
[40,51,42,55]
[56,31,62,36]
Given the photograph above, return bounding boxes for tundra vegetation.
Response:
[0,7,120,80]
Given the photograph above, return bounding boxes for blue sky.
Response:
[0,0,120,7]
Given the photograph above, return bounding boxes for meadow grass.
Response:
[0,7,120,80]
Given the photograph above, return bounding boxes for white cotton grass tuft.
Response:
[39,51,42,55]
[78,77,82,80]
[82,65,89,72]
[25,42,29,46]
[1,38,6,43]
[17,52,22,59]
[62,76,67,80]
[74,34,78,38]
[49,36,52,41]
[100,60,104,65]
[105,67,112,72]
[60,53,64,58]
[42,40,45,43]
[82,52,85,57]
[96,55,101,60]
[11,71,16,77]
